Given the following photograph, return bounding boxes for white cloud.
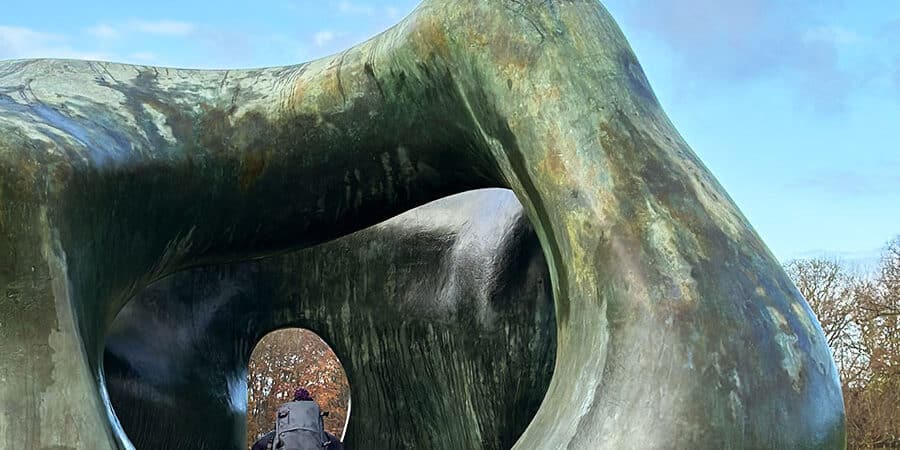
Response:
[803,26,863,46]
[609,0,861,112]
[0,25,112,60]
[337,1,374,15]
[128,51,156,62]
[0,25,62,54]
[313,30,336,47]
[791,165,900,197]
[85,20,197,41]
[131,20,196,37]
[86,24,118,40]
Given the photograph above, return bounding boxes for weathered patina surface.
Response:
[105,189,555,450]
[0,0,845,448]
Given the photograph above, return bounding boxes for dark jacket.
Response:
[251,431,275,450]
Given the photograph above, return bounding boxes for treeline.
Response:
[786,236,899,449]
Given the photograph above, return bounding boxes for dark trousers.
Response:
[251,430,345,450]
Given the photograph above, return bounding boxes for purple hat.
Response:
[293,388,313,401]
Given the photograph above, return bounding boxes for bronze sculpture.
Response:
[0,0,845,448]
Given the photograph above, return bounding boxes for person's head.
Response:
[293,388,313,402]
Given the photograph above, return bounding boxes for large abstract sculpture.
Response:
[0,0,845,448]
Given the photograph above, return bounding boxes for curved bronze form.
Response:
[105,189,555,450]
[0,0,844,448]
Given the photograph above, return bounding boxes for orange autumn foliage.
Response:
[247,329,350,448]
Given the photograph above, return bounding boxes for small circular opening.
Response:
[247,328,351,448]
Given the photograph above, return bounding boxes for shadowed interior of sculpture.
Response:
[103,189,557,450]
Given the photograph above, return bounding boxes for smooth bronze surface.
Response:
[0,1,844,448]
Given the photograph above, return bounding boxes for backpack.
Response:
[271,401,331,450]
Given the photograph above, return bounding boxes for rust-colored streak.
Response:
[197,107,233,154]
[412,15,451,59]
[238,151,267,193]
[541,150,564,175]
[290,78,310,112]
[323,57,347,107]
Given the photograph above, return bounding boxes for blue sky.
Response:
[2,0,897,267]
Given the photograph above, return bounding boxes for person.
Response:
[251,430,276,450]
[251,388,344,450]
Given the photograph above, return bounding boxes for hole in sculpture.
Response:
[102,269,352,450]
[100,189,552,450]
[247,328,351,449]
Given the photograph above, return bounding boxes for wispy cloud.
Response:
[128,51,156,62]
[194,29,255,69]
[313,30,336,47]
[130,20,196,37]
[86,23,118,40]
[609,0,860,112]
[336,1,374,15]
[0,25,112,60]
[0,25,61,53]
[332,1,405,23]
[803,26,863,46]
[790,163,900,198]
[85,19,197,41]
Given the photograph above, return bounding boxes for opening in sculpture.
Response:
[247,328,351,447]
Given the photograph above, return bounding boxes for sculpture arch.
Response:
[104,189,555,449]
[0,1,845,448]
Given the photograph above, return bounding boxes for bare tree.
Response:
[787,236,900,449]
[786,258,866,384]
[854,239,900,448]
[246,329,351,448]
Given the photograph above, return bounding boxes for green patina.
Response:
[0,1,845,449]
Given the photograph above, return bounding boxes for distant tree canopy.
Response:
[246,329,350,447]
[786,236,900,449]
